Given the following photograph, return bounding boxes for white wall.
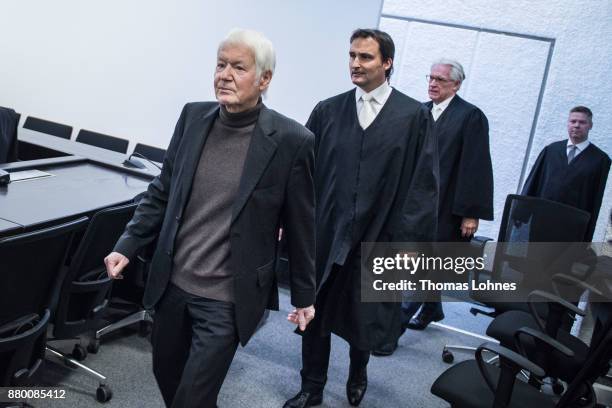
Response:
[0,0,382,147]
[382,0,612,241]
[2,0,610,240]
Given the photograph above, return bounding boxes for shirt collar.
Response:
[567,138,590,152]
[432,94,455,111]
[355,81,392,105]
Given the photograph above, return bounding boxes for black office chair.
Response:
[46,203,138,403]
[0,217,88,388]
[0,106,20,163]
[0,310,50,387]
[94,243,154,344]
[431,302,612,408]
[485,256,603,393]
[133,142,166,164]
[76,129,129,154]
[442,194,592,363]
[23,116,73,139]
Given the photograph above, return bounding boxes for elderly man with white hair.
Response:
[105,29,315,407]
[373,58,494,355]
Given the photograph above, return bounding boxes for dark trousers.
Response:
[151,284,239,408]
[300,313,370,394]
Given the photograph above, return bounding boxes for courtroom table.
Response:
[17,128,161,178]
[0,218,21,236]
[0,129,161,237]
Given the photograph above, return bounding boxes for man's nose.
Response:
[219,65,233,80]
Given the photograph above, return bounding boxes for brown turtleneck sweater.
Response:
[171,102,262,303]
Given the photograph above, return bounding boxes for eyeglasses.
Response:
[426,75,453,84]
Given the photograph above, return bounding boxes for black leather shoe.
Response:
[283,390,323,408]
[346,365,367,406]
[406,310,444,330]
[371,327,405,356]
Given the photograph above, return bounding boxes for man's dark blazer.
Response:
[0,107,19,163]
[424,95,494,241]
[114,102,315,346]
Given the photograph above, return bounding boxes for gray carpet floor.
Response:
[36,290,492,408]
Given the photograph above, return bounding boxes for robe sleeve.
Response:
[395,105,439,243]
[521,146,548,197]
[452,107,494,221]
[585,155,611,241]
[305,102,322,157]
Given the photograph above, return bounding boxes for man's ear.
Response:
[383,58,392,73]
[259,70,273,91]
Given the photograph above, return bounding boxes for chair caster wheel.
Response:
[552,381,565,395]
[87,339,100,354]
[72,344,87,361]
[442,349,454,364]
[139,321,152,337]
[96,384,113,402]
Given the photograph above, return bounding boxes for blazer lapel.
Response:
[177,106,219,204]
[231,106,278,224]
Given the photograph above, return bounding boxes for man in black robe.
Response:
[0,106,19,163]
[373,59,494,356]
[522,106,610,242]
[284,29,438,408]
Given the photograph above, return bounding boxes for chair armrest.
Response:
[0,314,38,337]
[552,273,603,297]
[475,342,545,402]
[528,290,584,315]
[527,289,585,332]
[477,342,545,378]
[470,236,493,281]
[514,326,574,358]
[471,235,494,249]
[78,266,108,282]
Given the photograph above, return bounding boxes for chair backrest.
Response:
[0,217,89,325]
[0,217,88,386]
[23,116,73,139]
[134,142,166,164]
[53,203,138,338]
[471,194,592,315]
[499,194,591,243]
[0,106,20,163]
[491,194,591,282]
[0,310,50,386]
[76,129,129,153]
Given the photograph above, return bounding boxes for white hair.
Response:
[219,28,276,79]
[432,58,465,83]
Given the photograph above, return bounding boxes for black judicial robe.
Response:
[307,88,438,349]
[522,140,611,241]
[0,107,19,164]
[426,96,494,241]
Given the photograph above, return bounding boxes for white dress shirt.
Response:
[355,81,393,129]
[431,94,455,121]
[566,138,590,160]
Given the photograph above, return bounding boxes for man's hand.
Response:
[104,252,130,280]
[460,217,479,238]
[287,305,315,331]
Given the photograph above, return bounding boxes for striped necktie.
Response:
[567,145,577,164]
